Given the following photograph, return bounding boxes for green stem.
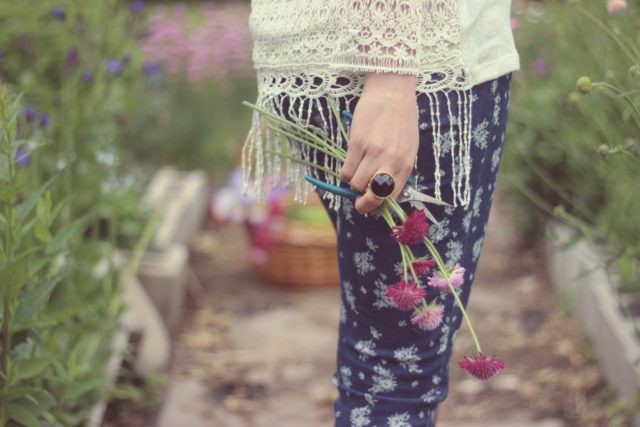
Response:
[422,237,482,353]
[266,124,346,162]
[326,97,351,146]
[577,5,640,64]
[243,101,347,158]
[592,82,640,128]
[263,149,341,179]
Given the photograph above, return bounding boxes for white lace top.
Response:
[242,0,520,210]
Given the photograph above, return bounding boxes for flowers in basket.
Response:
[240,98,505,382]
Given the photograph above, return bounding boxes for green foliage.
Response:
[124,74,256,184]
[0,1,158,425]
[503,0,640,284]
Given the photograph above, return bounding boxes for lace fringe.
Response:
[241,87,474,213]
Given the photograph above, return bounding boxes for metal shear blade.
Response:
[304,175,451,226]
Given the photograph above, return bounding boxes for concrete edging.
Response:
[543,219,640,425]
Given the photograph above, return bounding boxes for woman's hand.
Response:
[340,72,419,214]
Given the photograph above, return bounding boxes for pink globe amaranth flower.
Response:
[459,352,505,381]
[391,210,430,246]
[410,304,444,331]
[385,280,426,311]
[607,0,627,15]
[427,263,465,292]
[410,258,437,276]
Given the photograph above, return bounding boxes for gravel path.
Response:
[153,183,629,427]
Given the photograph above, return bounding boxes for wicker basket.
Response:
[248,193,340,288]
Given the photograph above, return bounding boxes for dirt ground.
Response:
[146,184,632,427]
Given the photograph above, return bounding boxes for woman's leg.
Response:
[325,73,512,426]
[273,72,513,426]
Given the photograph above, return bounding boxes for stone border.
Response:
[543,219,640,426]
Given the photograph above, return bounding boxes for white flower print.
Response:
[364,393,377,406]
[365,237,379,251]
[370,327,382,340]
[355,340,377,361]
[472,237,485,263]
[387,412,412,427]
[491,79,498,94]
[473,119,490,149]
[491,146,502,172]
[393,261,404,278]
[350,406,372,427]
[421,387,445,404]
[445,240,463,266]
[432,374,441,385]
[341,199,355,224]
[373,276,394,310]
[358,372,365,380]
[343,281,359,314]
[473,187,484,217]
[437,321,451,355]
[427,217,450,243]
[360,285,367,294]
[369,364,397,394]
[436,130,456,157]
[462,210,473,233]
[354,251,375,276]
[493,94,502,126]
[340,366,353,388]
[394,345,422,373]
[339,298,346,324]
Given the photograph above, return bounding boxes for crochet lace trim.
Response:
[242,0,474,211]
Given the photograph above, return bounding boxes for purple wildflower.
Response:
[39,114,49,128]
[66,47,79,68]
[81,70,93,83]
[142,60,161,76]
[15,148,31,167]
[132,0,144,13]
[52,7,66,21]
[107,59,123,76]
[24,106,36,122]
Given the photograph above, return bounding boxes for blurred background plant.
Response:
[503,0,639,292]
[125,2,254,182]
[0,1,162,425]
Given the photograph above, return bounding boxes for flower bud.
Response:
[597,144,610,157]
[629,65,640,78]
[576,76,592,94]
[567,91,581,106]
[553,205,566,217]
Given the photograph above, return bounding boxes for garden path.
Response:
[153,183,614,427]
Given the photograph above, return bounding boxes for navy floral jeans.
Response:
[275,72,512,427]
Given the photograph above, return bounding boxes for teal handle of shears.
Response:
[305,174,419,201]
[304,175,360,201]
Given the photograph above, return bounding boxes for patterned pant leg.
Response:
[274,73,512,427]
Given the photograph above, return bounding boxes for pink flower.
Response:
[532,58,550,77]
[459,352,505,381]
[410,305,444,331]
[391,210,430,246]
[385,280,426,311]
[427,263,465,292]
[510,17,520,31]
[409,258,437,276]
[607,0,627,15]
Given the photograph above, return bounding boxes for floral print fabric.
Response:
[274,72,512,427]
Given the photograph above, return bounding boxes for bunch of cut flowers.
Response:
[242,98,505,382]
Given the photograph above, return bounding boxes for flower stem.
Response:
[263,149,341,179]
[423,236,482,353]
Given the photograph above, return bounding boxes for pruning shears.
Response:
[304,174,452,226]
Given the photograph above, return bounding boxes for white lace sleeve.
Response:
[329,0,423,75]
